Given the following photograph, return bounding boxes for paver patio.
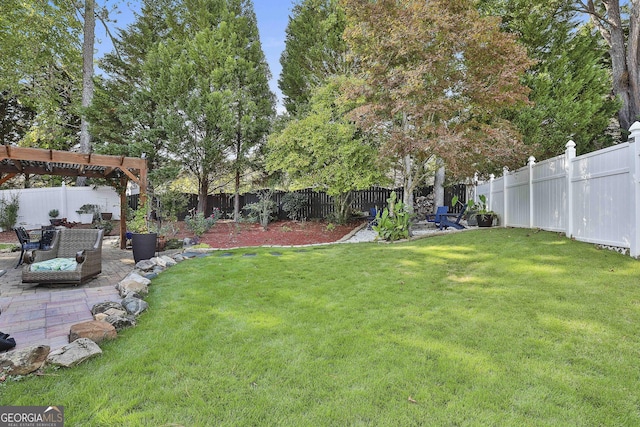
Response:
[0,237,134,352]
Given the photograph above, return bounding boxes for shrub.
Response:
[372,191,410,241]
[244,190,277,230]
[184,210,218,237]
[281,192,308,221]
[0,193,19,231]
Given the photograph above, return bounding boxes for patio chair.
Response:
[21,228,103,285]
[426,206,448,227]
[439,206,467,230]
[366,207,379,230]
[14,227,41,268]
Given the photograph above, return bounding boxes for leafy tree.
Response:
[575,0,640,133]
[267,77,386,223]
[479,0,620,156]
[342,0,533,211]
[279,0,350,116]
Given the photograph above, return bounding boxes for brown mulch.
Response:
[0,220,363,248]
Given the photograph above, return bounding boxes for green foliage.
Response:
[184,210,219,238]
[244,190,277,230]
[93,219,113,236]
[0,193,19,231]
[267,77,387,222]
[372,191,410,241]
[279,0,349,116]
[156,190,188,222]
[48,209,59,218]
[281,192,308,221]
[128,199,151,234]
[478,0,620,156]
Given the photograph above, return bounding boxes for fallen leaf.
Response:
[408,396,418,404]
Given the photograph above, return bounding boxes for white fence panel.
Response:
[506,168,530,228]
[532,155,567,232]
[473,121,640,257]
[571,143,632,248]
[0,185,120,231]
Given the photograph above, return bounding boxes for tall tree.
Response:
[221,0,275,221]
[479,0,620,156]
[342,0,533,211]
[576,0,640,132]
[267,77,386,223]
[279,0,350,116]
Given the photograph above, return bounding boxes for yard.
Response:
[3,228,640,426]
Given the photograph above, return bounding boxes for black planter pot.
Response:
[132,232,157,263]
[476,214,495,227]
[101,213,113,220]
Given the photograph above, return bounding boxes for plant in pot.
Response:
[76,204,100,224]
[473,194,497,227]
[128,199,157,262]
[48,209,63,226]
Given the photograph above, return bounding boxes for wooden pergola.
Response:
[0,145,147,249]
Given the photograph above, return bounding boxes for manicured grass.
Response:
[3,228,640,425]
[0,243,15,250]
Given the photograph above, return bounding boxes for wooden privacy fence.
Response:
[476,121,640,257]
[130,185,467,220]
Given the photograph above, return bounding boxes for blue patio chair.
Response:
[426,206,448,227]
[439,206,467,230]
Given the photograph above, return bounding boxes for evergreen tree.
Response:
[278,0,350,116]
[220,0,275,220]
[479,0,620,156]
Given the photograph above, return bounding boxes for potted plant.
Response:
[128,199,157,262]
[76,204,99,224]
[473,194,497,227]
[48,209,63,226]
[94,218,113,236]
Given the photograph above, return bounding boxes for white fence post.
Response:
[528,156,535,228]
[565,140,576,239]
[488,173,495,211]
[60,182,68,219]
[629,122,640,257]
[503,167,509,227]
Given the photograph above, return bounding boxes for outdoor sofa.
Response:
[21,228,103,285]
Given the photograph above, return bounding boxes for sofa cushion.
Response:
[30,258,78,272]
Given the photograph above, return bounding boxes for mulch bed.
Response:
[0,220,363,249]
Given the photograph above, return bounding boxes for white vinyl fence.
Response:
[477,121,640,257]
[0,184,120,231]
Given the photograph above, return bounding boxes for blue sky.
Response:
[96,0,294,112]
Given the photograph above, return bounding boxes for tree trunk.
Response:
[234,170,241,222]
[77,0,95,186]
[402,154,415,213]
[434,162,445,210]
[198,179,208,214]
[586,0,640,132]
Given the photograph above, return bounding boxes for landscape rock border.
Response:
[0,252,187,377]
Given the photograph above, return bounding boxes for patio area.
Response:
[0,236,134,351]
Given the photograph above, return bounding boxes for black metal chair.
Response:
[14,227,41,268]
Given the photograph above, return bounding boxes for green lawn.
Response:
[3,228,640,426]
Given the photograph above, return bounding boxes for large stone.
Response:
[151,256,166,268]
[91,301,125,316]
[69,321,117,344]
[118,279,149,298]
[122,271,151,286]
[0,345,50,376]
[121,296,149,316]
[160,255,177,266]
[134,259,156,271]
[105,314,137,331]
[47,338,102,368]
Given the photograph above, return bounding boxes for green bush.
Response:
[372,191,410,241]
[0,193,19,231]
[184,210,218,237]
[244,190,277,230]
[281,192,308,221]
